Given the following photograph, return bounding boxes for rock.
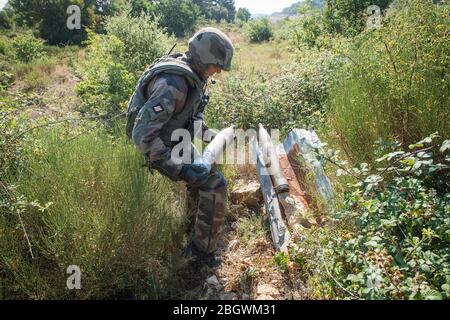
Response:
[231,180,262,208]
[206,288,215,297]
[220,292,238,300]
[227,239,240,252]
[256,294,275,300]
[206,275,222,290]
[242,294,251,300]
[256,284,280,297]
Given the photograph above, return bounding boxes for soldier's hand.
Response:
[180,163,210,187]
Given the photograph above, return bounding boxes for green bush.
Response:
[236,7,251,23]
[207,48,342,135]
[323,0,392,36]
[291,13,325,49]
[245,18,274,43]
[324,134,449,299]
[326,0,449,164]
[105,12,175,77]
[75,12,173,115]
[0,36,12,56]
[75,33,135,115]
[11,33,45,63]
[0,125,185,299]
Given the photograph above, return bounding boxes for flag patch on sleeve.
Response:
[152,104,164,113]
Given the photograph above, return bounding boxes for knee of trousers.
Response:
[200,170,227,192]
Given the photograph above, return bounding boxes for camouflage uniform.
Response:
[128,29,233,254]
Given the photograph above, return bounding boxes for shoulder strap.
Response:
[145,54,203,89]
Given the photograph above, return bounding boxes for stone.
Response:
[206,275,222,290]
[256,294,275,300]
[256,283,280,297]
[231,179,262,208]
[227,239,240,252]
[220,292,238,300]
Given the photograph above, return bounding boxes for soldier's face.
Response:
[204,64,222,79]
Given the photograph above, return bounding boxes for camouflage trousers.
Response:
[185,166,227,254]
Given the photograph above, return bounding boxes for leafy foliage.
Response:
[236,7,251,23]
[194,0,236,22]
[11,32,45,63]
[157,0,201,37]
[244,18,274,43]
[323,0,392,36]
[75,12,173,115]
[207,48,342,135]
[290,11,325,49]
[325,134,449,299]
[326,0,449,164]
[10,0,95,45]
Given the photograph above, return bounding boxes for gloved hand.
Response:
[180,163,210,186]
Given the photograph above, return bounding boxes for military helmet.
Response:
[188,27,234,72]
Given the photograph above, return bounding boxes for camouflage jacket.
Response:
[127,53,212,178]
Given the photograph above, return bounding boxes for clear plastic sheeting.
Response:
[277,129,334,206]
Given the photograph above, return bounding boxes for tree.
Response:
[0,8,14,29]
[156,0,200,37]
[209,4,228,22]
[236,7,251,22]
[128,0,156,17]
[9,0,105,45]
[193,0,236,22]
[323,0,392,36]
[217,0,235,22]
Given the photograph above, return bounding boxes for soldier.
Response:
[126,27,234,268]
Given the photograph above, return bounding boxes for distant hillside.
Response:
[275,0,324,16]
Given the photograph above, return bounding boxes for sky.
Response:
[0,0,300,15]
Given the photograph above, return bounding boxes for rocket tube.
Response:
[196,125,235,172]
[258,124,289,194]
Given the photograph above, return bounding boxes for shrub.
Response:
[105,12,175,77]
[324,134,450,299]
[326,0,449,164]
[323,0,392,36]
[23,69,51,92]
[291,12,326,49]
[0,125,186,299]
[9,0,108,45]
[236,7,251,23]
[0,9,13,30]
[75,33,135,115]
[245,18,274,43]
[0,35,12,56]
[207,48,342,135]
[75,12,173,115]
[11,33,45,63]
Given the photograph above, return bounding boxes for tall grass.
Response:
[0,125,185,299]
[325,0,449,164]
